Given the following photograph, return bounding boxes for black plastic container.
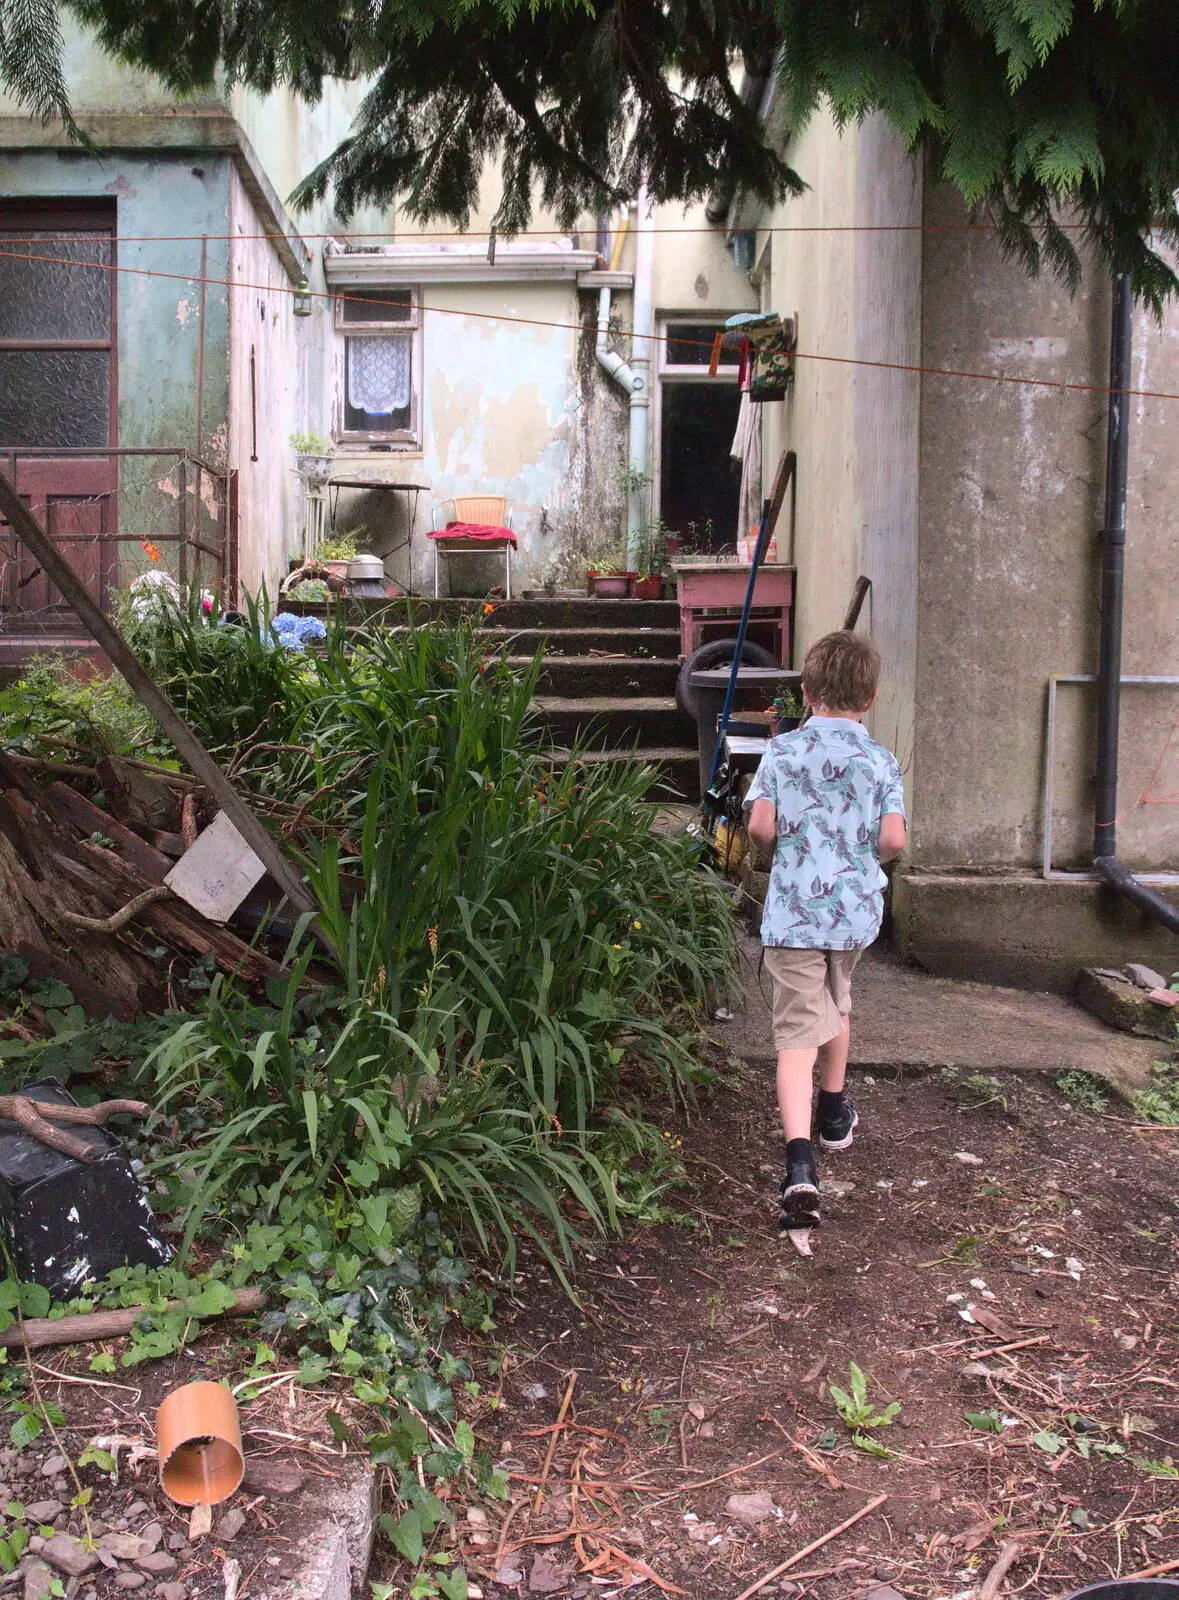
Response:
[0,1078,171,1297]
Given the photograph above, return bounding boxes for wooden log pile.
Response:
[0,748,290,1018]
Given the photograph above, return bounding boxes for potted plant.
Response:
[770,689,806,737]
[289,431,334,487]
[630,520,667,599]
[317,531,359,582]
[585,535,634,598]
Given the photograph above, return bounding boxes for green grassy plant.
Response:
[1056,1070,1109,1114]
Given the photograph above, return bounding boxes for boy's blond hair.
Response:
[801,630,880,713]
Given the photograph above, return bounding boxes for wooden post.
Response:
[0,467,317,916]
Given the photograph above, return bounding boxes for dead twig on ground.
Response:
[1122,1556,1179,1581]
[533,1370,577,1514]
[730,1492,888,1600]
[0,1092,151,1163]
[975,1539,1024,1600]
[762,1415,846,1490]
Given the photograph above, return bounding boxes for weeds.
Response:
[1056,1070,1109,1114]
[941,1067,1007,1110]
[830,1361,901,1456]
[1132,1060,1179,1125]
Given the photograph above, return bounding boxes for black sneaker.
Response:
[816,1090,859,1151]
[778,1144,820,1232]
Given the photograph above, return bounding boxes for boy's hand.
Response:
[877,812,906,863]
[747,799,778,854]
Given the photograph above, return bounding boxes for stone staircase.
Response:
[479,597,699,801]
[320,595,702,798]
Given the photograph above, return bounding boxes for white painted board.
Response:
[164,809,267,923]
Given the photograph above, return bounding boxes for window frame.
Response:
[657,316,740,383]
[0,198,118,451]
[333,287,423,449]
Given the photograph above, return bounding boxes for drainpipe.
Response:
[1090,272,1179,933]
[595,186,654,568]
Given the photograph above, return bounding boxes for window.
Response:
[660,320,740,376]
[0,202,116,449]
[334,288,421,446]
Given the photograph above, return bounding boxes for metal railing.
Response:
[0,447,235,656]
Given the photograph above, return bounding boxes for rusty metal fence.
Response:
[0,447,235,667]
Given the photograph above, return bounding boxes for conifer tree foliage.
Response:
[3,1,1178,305]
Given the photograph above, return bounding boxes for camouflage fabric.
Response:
[744,716,905,950]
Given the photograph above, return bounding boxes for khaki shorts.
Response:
[763,946,862,1050]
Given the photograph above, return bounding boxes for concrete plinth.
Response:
[894,869,1179,994]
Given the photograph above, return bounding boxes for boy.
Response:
[745,630,906,1234]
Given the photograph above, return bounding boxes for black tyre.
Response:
[675,637,780,722]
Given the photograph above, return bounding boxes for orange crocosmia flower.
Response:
[482,602,496,615]
[141,541,162,563]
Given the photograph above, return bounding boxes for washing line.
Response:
[0,220,1092,246]
[2,241,1178,406]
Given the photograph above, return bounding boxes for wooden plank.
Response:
[45,781,171,883]
[0,468,316,916]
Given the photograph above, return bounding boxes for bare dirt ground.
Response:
[456,1064,1179,1600]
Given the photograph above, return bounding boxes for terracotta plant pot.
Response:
[157,1381,244,1506]
[631,575,664,600]
[591,572,633,598]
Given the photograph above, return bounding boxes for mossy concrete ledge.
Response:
[894,870,1179,994]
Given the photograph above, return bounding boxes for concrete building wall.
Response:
[751,109,923,787]
[911,188,1179,877]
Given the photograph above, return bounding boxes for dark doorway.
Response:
[658,383,741,551]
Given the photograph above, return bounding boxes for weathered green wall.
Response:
[0,148,231,571]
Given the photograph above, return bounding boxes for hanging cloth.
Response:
[347,334,411,415]
[730,389,764,551]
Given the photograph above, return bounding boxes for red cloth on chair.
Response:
[427,520,517,546]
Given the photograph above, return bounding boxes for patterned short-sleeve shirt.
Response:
[744,715,905,950]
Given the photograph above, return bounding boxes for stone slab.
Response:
[255,1455,376,1600]
[1074,968,1178,1041]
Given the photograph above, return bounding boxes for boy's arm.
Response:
[877,812,906,863]
[747,798,778,850]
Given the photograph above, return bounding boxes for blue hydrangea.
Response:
[271,612,328,652]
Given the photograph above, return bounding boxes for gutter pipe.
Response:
[1090,272,1179,934]
[595,184,654,568]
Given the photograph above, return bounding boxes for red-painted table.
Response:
[673,562,795,666]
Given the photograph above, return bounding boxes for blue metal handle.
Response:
[705,497,774,797]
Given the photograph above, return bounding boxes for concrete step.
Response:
[480,626,682,659]
[336,596,681,630]
[548,745,700,803]
[519,655,680,698]
[532,695,690,748]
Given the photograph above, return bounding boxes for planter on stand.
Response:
[296,453,334,488]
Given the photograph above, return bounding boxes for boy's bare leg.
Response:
[816,1016,850,1093]
[776,1047,818,1141]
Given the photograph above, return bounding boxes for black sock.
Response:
[785,1137,813,1167]
[817,1088,845,1119]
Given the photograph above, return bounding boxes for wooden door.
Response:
[0,201,117,642]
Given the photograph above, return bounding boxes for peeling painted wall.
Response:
[330,282,589,594]
[227,166,315,593]
[0,148,232,580]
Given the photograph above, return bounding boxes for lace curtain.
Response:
[347,334,411,415]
